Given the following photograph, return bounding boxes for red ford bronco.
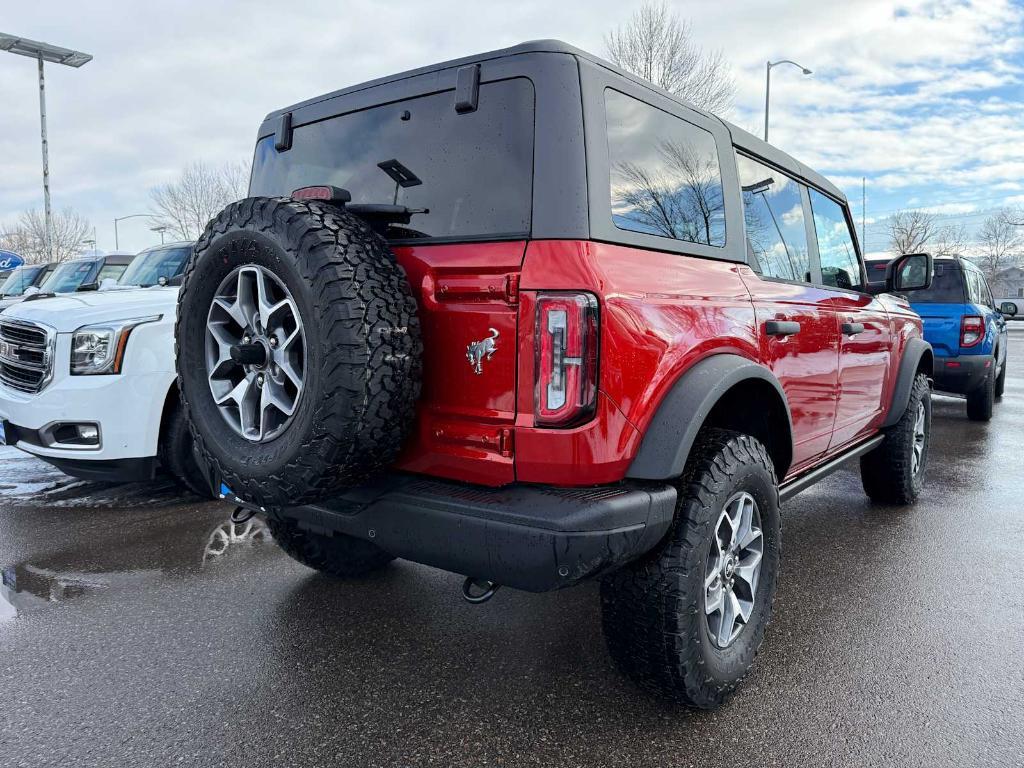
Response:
[175,41,934,707]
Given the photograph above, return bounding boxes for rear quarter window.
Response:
[605,89,726,247]
[249,78,535,243]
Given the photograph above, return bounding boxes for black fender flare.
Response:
[882,337,933,428]
[626,354,794,481]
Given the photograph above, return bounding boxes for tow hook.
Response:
[230,505,258,524]
[218,483,266,524]
[462,576,500,604]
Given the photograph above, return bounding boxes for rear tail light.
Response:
[535,292,599,427]
[960,315,984,348]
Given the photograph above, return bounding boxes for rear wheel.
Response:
[861,372,930,504]
[966,363,995,421]
[267,518,394,577]
[994,354,1007,399]
[600,429,781,708]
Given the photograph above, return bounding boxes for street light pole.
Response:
[36,55,52,261]
[113,213,153,249]
[0,34,92,261]
[764,59,813,143]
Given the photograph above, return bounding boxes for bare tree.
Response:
[0,208,91,264]
[932,222,968,257]
[150,161,251,241]
[887,210,966,257]
[999,205,1024,228]
[888,210,936,254]
[605,1,735,114]
[977,211,1023,282]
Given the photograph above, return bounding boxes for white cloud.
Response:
[1,0,1022,252]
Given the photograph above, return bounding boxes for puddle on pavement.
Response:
[0,445,191,509]
[0,516,272,622]
[0,445,277,620]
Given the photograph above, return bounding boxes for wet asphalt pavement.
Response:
[2,330,1024,768]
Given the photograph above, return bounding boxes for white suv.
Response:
[0,242,207,494]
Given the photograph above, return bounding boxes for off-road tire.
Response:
[175,197,422,509]
[600,429,781,709]
[994,353,1006,399]
[861,372,930,504]
[966,363,995,421]
[160,401,211,498]
[267,518,395,577]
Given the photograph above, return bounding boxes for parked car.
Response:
[995,296,1024,320]
[868,255,1015,420]
[175,40,935,708]
[0,262,55,311]
[0,241,206,494]
[36,252,135,295]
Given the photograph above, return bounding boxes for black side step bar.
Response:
[779,433,885,502]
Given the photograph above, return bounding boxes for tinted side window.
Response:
[736,154,810,282]
[808,189,862,291]
[606,89,725,247]
[97,264,128,282]
[965,266,991,307]
[250,78,536,242]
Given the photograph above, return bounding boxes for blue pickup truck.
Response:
[869,255,1016,421]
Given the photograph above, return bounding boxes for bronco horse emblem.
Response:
[466,328,499,374]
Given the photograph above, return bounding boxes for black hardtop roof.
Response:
[263,39,846,204]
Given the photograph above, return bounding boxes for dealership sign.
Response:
[0,250,24,271]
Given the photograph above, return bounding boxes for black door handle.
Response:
[842,322,865,336]
[765,320,801,337]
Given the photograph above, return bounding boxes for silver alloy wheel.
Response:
[912,400,927,476]
[704,491,764,649]
[205,265,306,442]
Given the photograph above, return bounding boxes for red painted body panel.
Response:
[391,241,526,486]
[825,292,893,450]
[738,266,840,473]
[388,238,922,490]
[516,240,757,485]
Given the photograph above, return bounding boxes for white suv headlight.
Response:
[71,315,161,375]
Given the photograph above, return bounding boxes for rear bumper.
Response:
[275,474,677,592]
[933,354,992,395]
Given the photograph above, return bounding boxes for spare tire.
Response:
[175,197,422,508]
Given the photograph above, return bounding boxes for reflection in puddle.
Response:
[1,515,272,622]
[203,518,270,564]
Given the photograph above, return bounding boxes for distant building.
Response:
[992,264,1024,300]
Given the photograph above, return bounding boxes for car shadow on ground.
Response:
[0,445,202,508]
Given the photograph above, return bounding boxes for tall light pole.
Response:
[114,213,153,249]
[150,225,168,244]
[764,59,812,143]
[0,34,92,261]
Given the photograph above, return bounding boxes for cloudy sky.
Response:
[2,0,1022,254]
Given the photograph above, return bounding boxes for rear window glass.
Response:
[249,78,535,242]
[912,261,965,303]
[605,89,725,247]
